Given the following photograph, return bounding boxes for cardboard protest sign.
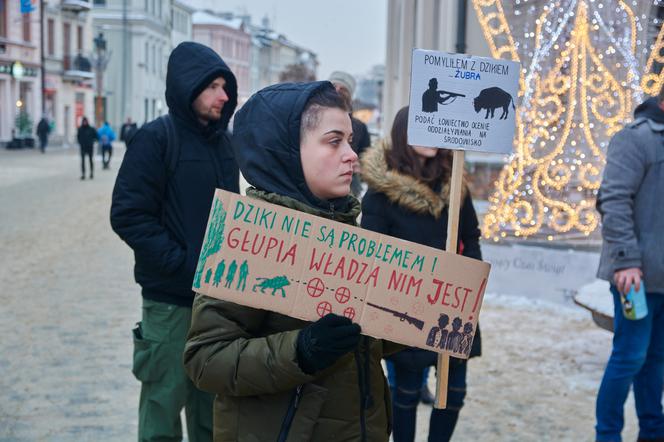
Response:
[408,49,520,154]
[193,190,491,359]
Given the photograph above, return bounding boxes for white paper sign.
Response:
[408,49,520,154]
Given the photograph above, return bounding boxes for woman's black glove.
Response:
[296,313,362,374]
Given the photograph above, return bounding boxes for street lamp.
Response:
[93,32,109,127]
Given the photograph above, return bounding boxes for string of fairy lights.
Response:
[472,0,664,241]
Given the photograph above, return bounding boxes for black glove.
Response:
[296,313,362,374]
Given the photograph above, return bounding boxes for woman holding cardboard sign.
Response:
[184,82,400,441]
[361,106,482,442]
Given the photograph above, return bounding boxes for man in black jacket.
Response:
[110,42,239,441]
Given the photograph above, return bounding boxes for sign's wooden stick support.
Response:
[434,149,465,409]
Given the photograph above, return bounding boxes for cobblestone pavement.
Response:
[0,147,139,441]
[0,147,639,441]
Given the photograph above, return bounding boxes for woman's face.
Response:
[412,145,438,159]
[300,107,356,200]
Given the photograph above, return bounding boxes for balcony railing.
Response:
[63,54,94,81]
[61,0,92,12]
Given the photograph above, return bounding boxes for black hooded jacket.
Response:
[110,42,239,307]
[232,81,356,216]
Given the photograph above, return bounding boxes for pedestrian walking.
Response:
[184,81,401,441]
[328,71,371,197]
[595,88,664,442]
[361,106,483,442]
[110,41,239,442]
[120,117,138,145]
[36,115,51,154]
[97,121,116,169]
[77,117,97,180]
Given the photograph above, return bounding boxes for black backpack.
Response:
[158,114,180,178]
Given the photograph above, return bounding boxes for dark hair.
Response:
[300,85,348,140]
[385,106,452,187]
[659,82,664,104]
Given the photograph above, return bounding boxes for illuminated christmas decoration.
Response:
[472,0,664,241]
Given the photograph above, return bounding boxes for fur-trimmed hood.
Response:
[360,140,466,219]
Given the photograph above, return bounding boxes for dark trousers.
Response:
[102,144,113,169]
[390,350,467,442]
[80,146,93,178]
[39,136,47,153]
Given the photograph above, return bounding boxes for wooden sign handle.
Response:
[434,150,465,409]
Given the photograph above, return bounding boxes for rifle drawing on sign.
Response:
[366,302,425,330]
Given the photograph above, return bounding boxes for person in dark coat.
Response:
[184,82,402,441]
[36,116,51,153]
[361,106,483,442]
[77,117,97,180]
[120,117,138,145]
[110,41,239,441]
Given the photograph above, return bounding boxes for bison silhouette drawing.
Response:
[473,87,515,119]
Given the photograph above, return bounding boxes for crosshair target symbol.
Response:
[307,277,325,298]
[343,307,356,320]
[335,286,351,304]
[316,301,332,317]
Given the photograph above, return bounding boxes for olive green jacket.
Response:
[184,189,400,441]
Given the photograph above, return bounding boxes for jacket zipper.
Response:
[276,384,303,442]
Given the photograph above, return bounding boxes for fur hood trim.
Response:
[360,140,466,219]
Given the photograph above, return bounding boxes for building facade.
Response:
[171,0,193,47]
[92,0,192,129]
[192,10,251,103]
[43,0,95,146]
[248,18,318,93]
[0,0,42,145]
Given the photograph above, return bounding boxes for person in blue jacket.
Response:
[97,121,116,169]
[110,41,239,441]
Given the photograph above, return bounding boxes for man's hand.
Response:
[614,267,642,295]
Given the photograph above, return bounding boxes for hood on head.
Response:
[165,42,238,131]
[634,96,664,124]
[232,81,352,211]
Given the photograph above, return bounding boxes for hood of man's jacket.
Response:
[634,96,664,124]
[232,81,354,213]
[165,42,237,133]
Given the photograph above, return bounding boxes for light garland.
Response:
[473,0,664,241]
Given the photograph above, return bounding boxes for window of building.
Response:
[77,26,83,52]
[157,0,161,19]
[22,12,31,42]
[63,22,71,57]
[93,0,106,5]
[145,41,149,70]
[144,98,149,122]
[152,44,156,74]
[0,0,7,38]
[47,19,55,55]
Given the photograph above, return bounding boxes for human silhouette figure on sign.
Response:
[204,267,213,284]
[213,260,226,287]
[421,78,465,113]
[446,317,463,353]
[225,260,238,288]
[426,313,450,349]
[236,260,249,292]
[459,322,474,356]
[473,86,515,119]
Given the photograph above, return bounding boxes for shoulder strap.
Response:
[159,114,180,177]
